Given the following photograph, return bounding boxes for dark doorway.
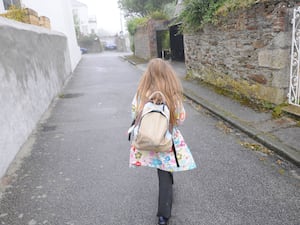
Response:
[156,30,170,59]
[170,24,184,61]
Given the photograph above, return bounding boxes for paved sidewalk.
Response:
[127,58,300,167]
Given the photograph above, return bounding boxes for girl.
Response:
[129,58,196,225]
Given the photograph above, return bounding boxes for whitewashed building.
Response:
[72,0,89,36]
[71,0,98,36]
[88,15,97,34]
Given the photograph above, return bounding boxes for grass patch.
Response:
[0,5,27,23]
[123,54,148,64]
[213,86,276,113]
[240,141,273,155]
[216,0,261,17]
[188,76,275,113]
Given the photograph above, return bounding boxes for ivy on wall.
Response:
[178,0,262,32]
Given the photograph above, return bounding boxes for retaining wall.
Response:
[0,17,72,178]
[184,0,298,104]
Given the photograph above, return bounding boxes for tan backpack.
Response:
[130,91,172,152]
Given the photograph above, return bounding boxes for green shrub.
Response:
[178,0,259,33]
[216,0,258,17]
[1,5,26,23]
[163,2,176,19]
[178,0,223,32]
[126,17,148,36]
[126,11,170,36]
[163,32,170,49]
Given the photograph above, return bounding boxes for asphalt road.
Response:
[0,52,299,225]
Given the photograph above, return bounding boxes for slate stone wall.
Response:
[184,0,298,104]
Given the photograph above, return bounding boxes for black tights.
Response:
[157,169,173,219]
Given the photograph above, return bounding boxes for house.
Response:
[88,15,97,34]
[71,0,98,36]
[72,0,89,36]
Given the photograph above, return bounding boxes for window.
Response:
[3,0,21,10]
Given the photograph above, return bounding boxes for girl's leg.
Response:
[157,169,173,219]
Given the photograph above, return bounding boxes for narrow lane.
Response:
[0,53,299,225]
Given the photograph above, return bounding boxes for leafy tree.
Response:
[163,2,176,19]
[73,14,81,39]
[178,0,223,32]
[118,0,175,17]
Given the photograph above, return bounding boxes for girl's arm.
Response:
[175,102,186,126]
[131,94,138,120]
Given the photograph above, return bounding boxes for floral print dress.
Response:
[129,95,197,172]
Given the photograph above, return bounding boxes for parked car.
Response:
[104,42,117,50]
[80,47,88,54]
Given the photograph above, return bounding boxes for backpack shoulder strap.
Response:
[149,91,174,132]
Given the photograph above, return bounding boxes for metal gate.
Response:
[289,7,300,107]
[170,24,185,62]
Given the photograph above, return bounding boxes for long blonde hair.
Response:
[136,58,183,126]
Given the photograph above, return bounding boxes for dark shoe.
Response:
[158,216,168,225]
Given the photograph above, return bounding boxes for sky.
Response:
[79,0,125,35]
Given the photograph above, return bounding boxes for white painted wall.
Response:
[0,0,4,12]
[0,17,72,179]
[21,0,81,71]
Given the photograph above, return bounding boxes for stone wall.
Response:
[134,19,168,60]
[0,17,72,178]
[134,23,151,60]
[184,0,298,104]
[0,7,51,29]
[23,8,51,29]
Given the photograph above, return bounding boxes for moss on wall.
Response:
[187,66,285,109]
[184,0,293,107]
